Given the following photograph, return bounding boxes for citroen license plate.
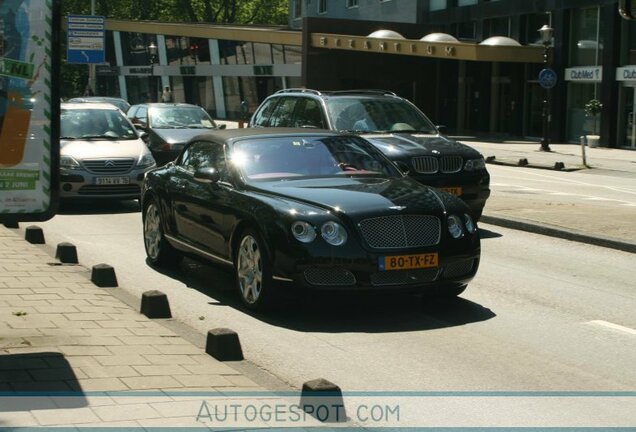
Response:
[379,253,439,271]
[440,186,463,196]
[95,177,130,185]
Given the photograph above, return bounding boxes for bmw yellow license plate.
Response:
[440,186,463,196]
[379,253,439,271]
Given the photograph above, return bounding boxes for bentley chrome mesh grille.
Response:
[443,259,475,279]
[304,268,356,286]
[358,215,441,249]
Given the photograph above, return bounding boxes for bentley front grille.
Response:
[304,268,357,286]
[358,215,441,249]
[443,259,475,279]
[82,158,135,174]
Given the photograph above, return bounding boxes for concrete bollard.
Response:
[205,328,243,361]
[554,161,565,171]
[3,220,19,229]
[299,378,347,423]
[517,158,529,167]
[25,226,45,244]
[55,242,78,264]
[140,290,172,318]
[91,264,118,288]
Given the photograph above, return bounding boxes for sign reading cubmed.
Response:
[0,0,60,222]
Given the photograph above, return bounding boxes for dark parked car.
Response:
[249,89,490,219]
[142,128,480,310]
[127,103,225,166]
[68,96,131,113]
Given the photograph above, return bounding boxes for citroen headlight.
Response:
[464,213,477,234]
[291,221,317,243]
[60,155,80,170]
[447,215,464,239]
[321,221,348,246]
[464,157,486,171]
[137,153,156,168]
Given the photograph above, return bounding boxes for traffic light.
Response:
[189,43,199,61]
[619,0,636,20]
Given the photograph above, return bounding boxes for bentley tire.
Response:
[235,227,276,311]
[143,197,182,267]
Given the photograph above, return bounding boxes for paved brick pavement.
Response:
[0,225,323,428]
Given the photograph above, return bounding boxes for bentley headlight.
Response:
[321,221,347,246]
[447,215,464,239]
[60,155,80,170]
[291,221,316,243]
[464,157,486,171]
[137,153,156,168]
[464,213,477,234]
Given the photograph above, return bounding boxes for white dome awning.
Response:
[420,33,459,43]
[479,36,521,47]
[367,30,405,39]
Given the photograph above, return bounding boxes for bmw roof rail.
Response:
[326,89,397,96]
[274,88,323,96]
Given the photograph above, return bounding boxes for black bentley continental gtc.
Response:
[142,128,481,310]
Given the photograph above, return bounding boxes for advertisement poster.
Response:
[0,0,60,221]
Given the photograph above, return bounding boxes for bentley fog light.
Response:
[291,221,316,243]
[447,215,464,239]
[464,157,486,171]
[321,221,348,246]
[464,214,477,234]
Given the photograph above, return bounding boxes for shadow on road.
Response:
[57,199,140,215]
[479,227,503,239]
[147,257,496,333]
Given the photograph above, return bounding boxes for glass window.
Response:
[253,43,273,64]
[284,45,302,64]
[458,0,477,6]
[347,0,358,8]
[318,0,327,14]
[294,98,326,128]
[484,17,511,38]
[148,106,217,129]
[524,13,552,46]
[269,97,298,127]
[430,0,446,11]
[621,19,636,65]
[293,0,302,19]
[272,44,286,64]
[456,22,476,41]
[182,141,226,174]
[61,108,137,140]
[569,7,603,66]
[252,98,280,127]
[120,32,157,66]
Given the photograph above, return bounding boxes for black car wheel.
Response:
[235,228,275,310]
[143,197,182,267]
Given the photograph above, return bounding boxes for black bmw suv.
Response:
[249,89,490,219]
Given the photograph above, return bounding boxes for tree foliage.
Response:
[61,0,289,25]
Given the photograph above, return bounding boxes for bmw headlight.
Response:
[464,157,486,171]
[321,221,348,246]
[464,213,477,234]
[447,215,464,239]
[137,153,156,168]
[291,221,317,243]
[60,155,80,170]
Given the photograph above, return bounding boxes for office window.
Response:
[458,0,477,5]
[430,0,446,11]
[318,0,327,14]
[346,0,358,8]
[569,7,603,66]
[293,0,302,18]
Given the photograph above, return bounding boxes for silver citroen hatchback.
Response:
[60,103,156,200]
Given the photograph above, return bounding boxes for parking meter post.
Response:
[239,100,248,128]
[580,135,587,167]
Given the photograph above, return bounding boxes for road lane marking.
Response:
[587,320,636,335]
[491,183,636,205]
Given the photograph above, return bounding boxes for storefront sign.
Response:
[565,66,602,82]
[0,0,61,222]
[616,66,636,81]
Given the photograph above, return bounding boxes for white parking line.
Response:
[587,320,636,335]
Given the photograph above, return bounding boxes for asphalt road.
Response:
[33,200,635,392]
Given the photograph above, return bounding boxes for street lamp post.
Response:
[148,42,159,102]
[538,24,554,152]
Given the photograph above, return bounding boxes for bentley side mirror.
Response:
[194,167,221,184]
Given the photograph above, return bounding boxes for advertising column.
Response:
[0,0,60,222]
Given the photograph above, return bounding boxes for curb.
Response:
[485,157,584,172]
[481,215,636,254]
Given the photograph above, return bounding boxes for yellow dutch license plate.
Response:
[379,253,439,271]
[440,186,463,196]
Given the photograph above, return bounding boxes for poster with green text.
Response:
[0,0,60,222]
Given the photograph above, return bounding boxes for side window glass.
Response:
[127,106,138,119]
[182,142,226,177]
[295,98,325,128]
[269,97,298,127]
[252,98,279,127]
[137,107,148,124]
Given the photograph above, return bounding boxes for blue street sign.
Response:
[66,15,105,64]
[539,68,558,89]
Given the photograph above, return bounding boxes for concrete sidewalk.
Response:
[0,225,310,428]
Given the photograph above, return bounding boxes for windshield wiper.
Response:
[79,134,119,139]
[60,136,78,140]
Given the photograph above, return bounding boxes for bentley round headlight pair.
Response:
[447,214,477,238]
[291,221,347,246]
